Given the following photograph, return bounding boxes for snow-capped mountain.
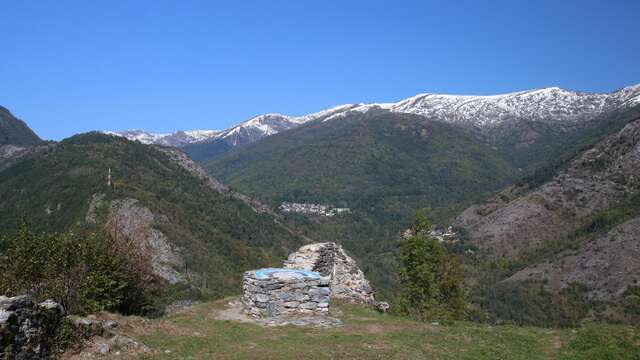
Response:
[213,85,640,138]
[214,104,359,147]
[104,129,221,147]
[106,84,640,152]
[388,85,640,128]
[312,84,640,126]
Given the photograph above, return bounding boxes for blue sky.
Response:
[1,0,639,140]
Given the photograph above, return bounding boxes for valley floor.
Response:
[65,298,640,360]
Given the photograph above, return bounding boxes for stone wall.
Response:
[0,295,65,359]
[284,242,375,303]
[242,269,331,318]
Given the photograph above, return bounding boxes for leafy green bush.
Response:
[395,212,467,321]
[0,219,159,315]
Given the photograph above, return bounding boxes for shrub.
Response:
[0,218,160,315]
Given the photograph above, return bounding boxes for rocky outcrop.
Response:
[0,296,65,359]
[0,144,49,173]
[85,193,107,224]
[284,242,374,303]
[506,216,640,300]
[106,198,185,284]
[242,269,331,318]
[456,119,640,258]
[86,195,186,284]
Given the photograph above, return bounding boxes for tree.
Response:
[396,211,466,321]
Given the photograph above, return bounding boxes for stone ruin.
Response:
[242,242,376,318]
[242,268,331,318]
[0,295,65,359]
[284,242,374,304]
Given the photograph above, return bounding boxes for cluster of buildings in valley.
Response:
[278,202,351,217]
[430,226,458,243]
[402,226,458,243]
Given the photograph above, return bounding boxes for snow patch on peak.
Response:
[105,129,221,146]
[610,85,640,106]
[320,102,394,122]
[389,87,615,127]
[216,105,368,144]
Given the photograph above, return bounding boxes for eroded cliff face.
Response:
[456,118,640,258]
[284,242,374,304]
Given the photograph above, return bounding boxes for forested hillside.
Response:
[0,106,43,146]
[205,110,518,295]
[0,132,306,306]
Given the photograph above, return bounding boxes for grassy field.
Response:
[101,299,640,360]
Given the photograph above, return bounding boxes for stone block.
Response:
[299,302,317,310]
[289,282,307,289]
[312,296,329,303]
[309,287,331,296]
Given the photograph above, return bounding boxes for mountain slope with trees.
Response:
[206,110,517,214]
[204,110,519,296]
[203,100,640,316]
[456,114,640,325]
[0,106,43,146]
[0,132,307,310]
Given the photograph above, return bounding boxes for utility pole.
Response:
[107,167,112,188]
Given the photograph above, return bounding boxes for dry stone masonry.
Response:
[242,268,331,318]
[0,295,65,359]
[284,242,374,303]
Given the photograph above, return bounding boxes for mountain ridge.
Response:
[106,84,640,148]
[0,106,43,147]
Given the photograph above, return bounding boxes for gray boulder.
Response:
[0,296,65,359]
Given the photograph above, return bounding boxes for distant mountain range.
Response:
[101,129,222,147]
[106,85,640,161]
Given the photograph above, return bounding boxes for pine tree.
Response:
[396,211,466,321]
